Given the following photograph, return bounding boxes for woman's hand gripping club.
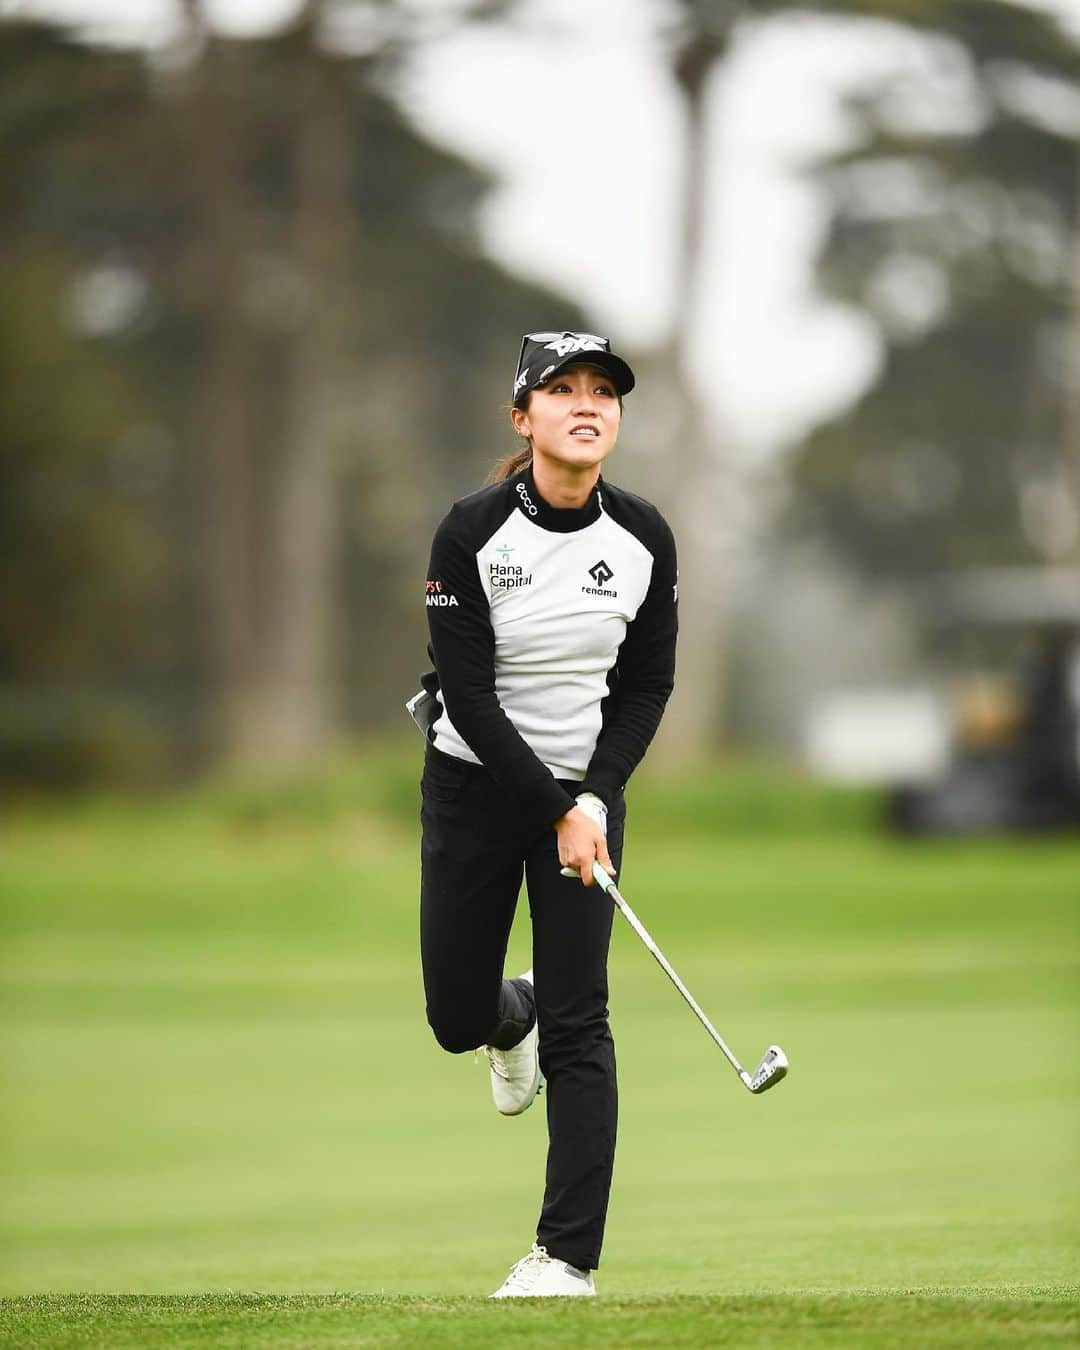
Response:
[556,793,616,887]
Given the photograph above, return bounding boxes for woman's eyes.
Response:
[550,382,615,397]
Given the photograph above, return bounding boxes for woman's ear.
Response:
[510,406,531,441]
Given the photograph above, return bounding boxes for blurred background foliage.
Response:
[794,0,1080,579]
[1,0,1077,790]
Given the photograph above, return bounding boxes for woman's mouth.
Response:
[570,426,599,438]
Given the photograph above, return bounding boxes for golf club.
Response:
[589,860,788,1095]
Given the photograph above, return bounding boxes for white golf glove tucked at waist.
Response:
[560,792,608,879]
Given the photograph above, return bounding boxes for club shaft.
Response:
[591,861,751,1085]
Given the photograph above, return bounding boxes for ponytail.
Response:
[486,445,532,484]
[486,396,532,483]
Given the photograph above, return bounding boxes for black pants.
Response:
[419,745,625,1272]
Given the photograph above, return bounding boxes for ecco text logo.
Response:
[582,559,617,598]
[516,482,538,516]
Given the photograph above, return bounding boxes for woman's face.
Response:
[511,363,621,473]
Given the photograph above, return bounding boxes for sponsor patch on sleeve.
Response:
[425,579,458,608]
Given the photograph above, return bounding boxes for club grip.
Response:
[591,859,615,893]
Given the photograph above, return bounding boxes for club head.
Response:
[749,1044,788,1094]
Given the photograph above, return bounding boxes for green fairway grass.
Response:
[1,1290,1077,1347]
[1,752,1078,1345]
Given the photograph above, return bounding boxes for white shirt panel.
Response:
[431,505,655,779]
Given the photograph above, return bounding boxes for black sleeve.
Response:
[581,513,678,806]
[426,505,577,829]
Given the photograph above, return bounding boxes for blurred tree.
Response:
[0,10,585,785]
[0,23,182,785]
[648,0,739,759]
[172,0,585,765]
[175,0,263,763]
[1068,170,1080,563]
[621,0,1079,753]
[176,0,355,764]
[789,0,1080,578]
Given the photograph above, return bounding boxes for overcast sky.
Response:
[4,0,1078,454]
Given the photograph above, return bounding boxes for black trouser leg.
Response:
[419,746,624,1271]
[527,794,624,1272]
[420,748,535,1054]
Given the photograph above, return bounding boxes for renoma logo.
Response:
[588,560,614,586]
[583,559,617,598]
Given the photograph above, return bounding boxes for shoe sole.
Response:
[489,1287,595,1298]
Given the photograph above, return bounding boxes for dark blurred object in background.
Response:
[891,567,1080,833]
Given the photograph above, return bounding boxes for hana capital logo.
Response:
[489,541,532,592]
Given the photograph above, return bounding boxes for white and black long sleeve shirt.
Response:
[418,465,678,831]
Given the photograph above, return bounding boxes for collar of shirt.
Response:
[512,465,603,533]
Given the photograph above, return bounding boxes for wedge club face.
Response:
[747,1044,788,1094]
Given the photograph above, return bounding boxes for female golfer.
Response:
[409,331,677,1297]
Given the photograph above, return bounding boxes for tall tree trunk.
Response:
[652,21,736,761]
[1065,156,1080,566]
[252,8,352,764]
[177,1,260,760]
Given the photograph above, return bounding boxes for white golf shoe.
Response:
[489,1243,596,1298]
[483,969,541,1116]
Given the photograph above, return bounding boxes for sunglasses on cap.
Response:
[516,332,609,366]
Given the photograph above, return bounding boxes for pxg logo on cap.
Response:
[513,331,636,403]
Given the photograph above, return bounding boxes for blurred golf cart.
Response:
[807,569,1080,836]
